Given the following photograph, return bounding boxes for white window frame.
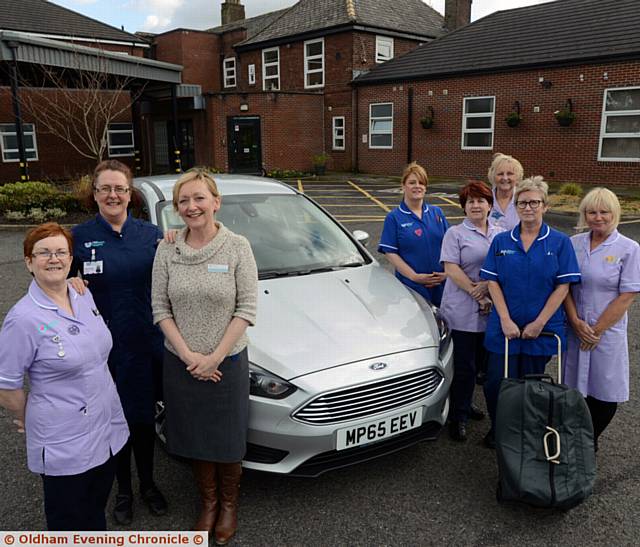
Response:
[332,116,345,151]
[0,122,38,162]
[262,47,280,91]
[461,96,495,150]
[248,63,256,85]
[369,103,393,150]
[107,123,135,158]
[223,57,236,88]
[304,38,324,89]
[598,86,640,162]
[375,36,394,64]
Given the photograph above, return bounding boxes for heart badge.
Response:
[414,228,423,237]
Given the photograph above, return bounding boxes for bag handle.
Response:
[503,331,562,383]
[543,425,561,464]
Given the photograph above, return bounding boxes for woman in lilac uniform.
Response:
[487,153,523,231]
[0,223,128,530]
[440,182,504,441]
[564,188,640,451]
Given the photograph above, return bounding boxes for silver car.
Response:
[134,174,453,476]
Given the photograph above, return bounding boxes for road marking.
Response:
[346,180,390,212]
[619,218,640,226]
[297,179,304,193]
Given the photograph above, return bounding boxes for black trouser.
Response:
[41,453,116,531]
[586,396,618,450]
[115,422,156,494]
[450,330,486,422]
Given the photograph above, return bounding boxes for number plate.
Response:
[335,407,423,451]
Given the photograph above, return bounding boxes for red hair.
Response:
[23,222,73,257]
[459,181,493,209]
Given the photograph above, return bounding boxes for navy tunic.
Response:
[71,214,164,424]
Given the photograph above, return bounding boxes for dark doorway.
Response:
[167,119,195,170]
[227,116,261,174]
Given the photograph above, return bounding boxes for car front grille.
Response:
[292,368,443,425]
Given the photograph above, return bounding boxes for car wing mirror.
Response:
[352,230,369,247]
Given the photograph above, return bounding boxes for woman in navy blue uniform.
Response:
[71,160,167,524]
[479,176,581,448]
[378,162,449,306]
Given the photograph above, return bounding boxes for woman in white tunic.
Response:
[564,188,640,451]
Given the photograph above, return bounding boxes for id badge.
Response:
[83,260,104,275]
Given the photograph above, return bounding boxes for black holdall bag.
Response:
[495,333,596,509]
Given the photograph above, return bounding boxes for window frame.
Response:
[304,38,324,89]
[107,123,135,158]
[598,86,640,162]
[375,36,394,64]
[223,57,237,88]
[369,103,393,150]
[248,63,256,85]
[461,96,495,151]
[262,47,280,91]
[0,122,38,162]
[332,116,345,151]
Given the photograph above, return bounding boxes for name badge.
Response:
[83,260,104,275]
[207,264,229,273]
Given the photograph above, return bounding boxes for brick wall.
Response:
[356,60,640,185]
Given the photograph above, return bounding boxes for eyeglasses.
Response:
[516,199,544,210]
[94,185,130,195]
[32,250,70,260]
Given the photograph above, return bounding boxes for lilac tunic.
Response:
[439,219,504,332]
[489,187,519,231]
[563,230,640,401]
[0,281,128,476]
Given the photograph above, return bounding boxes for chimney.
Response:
[221,0,245,25]
[445,0,472,31]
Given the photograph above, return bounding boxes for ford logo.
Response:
[369,362,387,371]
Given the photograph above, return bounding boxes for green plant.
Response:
[420,116,434,129]
[312,153,328,167]
[0,181,81,214]
[558,183,583,197]
[267,168,308,179]
[5,207,68,222]
[554,108,576,126]
[505,111,523,127]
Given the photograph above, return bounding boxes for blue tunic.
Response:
[480,222,581,355]
[71,214,164,424]
[378,200,449,306]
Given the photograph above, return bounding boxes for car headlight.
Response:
[429,304,452,358]
[249,364,297,399]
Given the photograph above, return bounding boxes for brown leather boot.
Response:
[192,460,218,533]
[214,462,242,545]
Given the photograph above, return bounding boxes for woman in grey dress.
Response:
[152,169,257,545]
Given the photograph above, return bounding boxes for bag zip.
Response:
[547,389,556,506]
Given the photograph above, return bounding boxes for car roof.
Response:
[133,173,296,201]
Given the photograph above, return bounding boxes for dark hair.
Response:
[24,222,73,258]
[81,159,140,213]
[459,181,493,209]
[92,159,133,188]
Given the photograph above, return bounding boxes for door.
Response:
[167,119,195,171]
[227,116,261,174]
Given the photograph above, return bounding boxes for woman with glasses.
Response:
[487,153,523,231]
[0,223,128,529]
[71,160,167,525]
[479,176,581,448]
[563,188,640,451]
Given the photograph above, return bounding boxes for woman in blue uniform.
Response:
[71,160,167,524]
[479,176,581,448]
[378,162,449,306]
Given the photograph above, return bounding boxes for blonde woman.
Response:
[487,153,524,230]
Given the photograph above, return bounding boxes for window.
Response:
[248,63,256,85]
[304,38,324,88]
[223,57,236,88]
[0,123,38,162]
[598,87,640,161]
[462,96,495,150]
[369,103,393,149]
[376,36,394,63]
[262,47,280,91]
[108,123,135,157]
[332,116,345,150]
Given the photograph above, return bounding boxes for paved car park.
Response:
[1,178,640,545]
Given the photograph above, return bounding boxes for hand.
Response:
[500,317,520,339]
[580,340,600,351]
[571,319,600,345]
[478,297,492,315]
[521,320,544,339]
[12,418,25,434]
[468,281,488,301]
[68,276,88,295]
[416,272,446,287]
[163,230,178,244]
[181,350,223,382]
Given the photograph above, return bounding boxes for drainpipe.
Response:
[407,86,414,164]
[171,84,181,173]
[7,41,29,181]
[352,84,358,172]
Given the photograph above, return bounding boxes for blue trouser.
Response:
[484,351,551,433]
[450,330,486,423]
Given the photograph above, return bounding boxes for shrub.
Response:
[267,168,308,179]
[5,207,68,222]
[0,181,81,214]
[558,183,583,197]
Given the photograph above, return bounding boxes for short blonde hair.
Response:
[487,153,524,187]
[401,161,429,187]
[514,175,549,204]
[578,187,621,232]
[172,168,220,209]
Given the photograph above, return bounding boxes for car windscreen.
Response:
[159,193,369,277]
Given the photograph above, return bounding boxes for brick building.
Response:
[353,0,640,185]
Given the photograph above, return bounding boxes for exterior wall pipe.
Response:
[171,83,181,173]
[7,41,29,181]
